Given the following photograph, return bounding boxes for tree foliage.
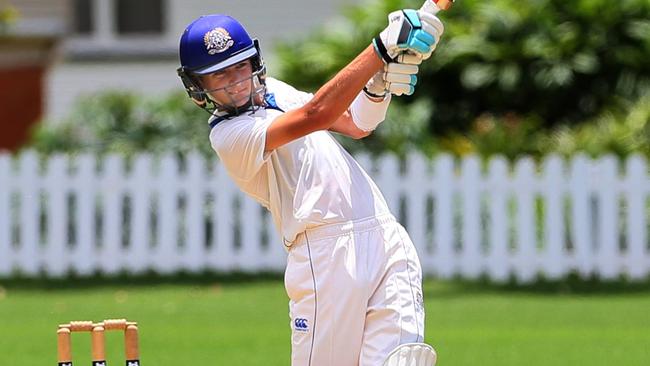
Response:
[28,0,650,159]
[30,91,213,157]
[276,0,650,135]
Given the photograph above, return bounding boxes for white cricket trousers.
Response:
[284,214,425,366]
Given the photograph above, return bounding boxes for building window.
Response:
[73,0,93,34]
[115,0,165,35]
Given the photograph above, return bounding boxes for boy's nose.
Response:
[226,74,247,89]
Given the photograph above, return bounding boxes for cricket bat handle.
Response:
[420,0,455,14]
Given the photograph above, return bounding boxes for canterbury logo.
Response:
[294,318,309,331]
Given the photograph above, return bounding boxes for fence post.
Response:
[570,155,592,276]
[154,154,180,274]
[460,156,482,279]
[43,155,68,277]
[486,156,509,282]
[17,152,40,276]
[513,158,537,283]
[624,155,649,280]
[183,153,207,273]
[541,155,566,279]
[127,154,152,274]
[433,155,455,278]
[99,154,125,275]
[594,156,620,279]
[72,154,97,276]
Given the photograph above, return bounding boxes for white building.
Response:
[7,0,353,121]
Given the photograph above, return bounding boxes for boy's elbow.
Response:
[303,101,338,131]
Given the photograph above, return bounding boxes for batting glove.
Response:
[364,62,420,97]
[373,9,444,64]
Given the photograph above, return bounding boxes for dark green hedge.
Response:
[28,0,650,159]
[276,0,650,133]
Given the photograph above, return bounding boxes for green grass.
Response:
[1,275,649,366]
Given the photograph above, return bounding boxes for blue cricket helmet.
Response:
[179,14,257,74]
[177,14,267,115]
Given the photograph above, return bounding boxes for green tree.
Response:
[30,91,214,157]
[276,0,650,136]
[28,0,650,160]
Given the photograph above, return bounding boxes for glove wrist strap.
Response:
[363,86,387,99]
[372,36,394,64]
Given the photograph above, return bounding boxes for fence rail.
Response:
[1,151,649,282]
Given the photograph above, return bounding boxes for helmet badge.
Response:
[203,27,235,55]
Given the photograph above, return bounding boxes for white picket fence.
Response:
[0,151,649,282]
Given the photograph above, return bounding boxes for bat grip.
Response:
[420,0,454,14]
[420,0,442,15]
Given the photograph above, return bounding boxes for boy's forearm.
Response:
[264,45,384,152]
[305,45,383,131]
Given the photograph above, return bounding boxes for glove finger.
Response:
[414,29,436,48]
[386,72,417,85]
[395,52,423,65]
[418,12,445,35]
[388,82,415,96]
[419,23,442,46]
[386,63,419,75]
[408,37,432,54]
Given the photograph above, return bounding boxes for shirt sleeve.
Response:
[209,116,272,182]
[287,89,313,110]
[267,78,313,111]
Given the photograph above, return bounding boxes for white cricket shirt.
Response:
[209,78,390,245]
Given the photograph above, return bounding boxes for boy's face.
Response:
[200,59,254,109]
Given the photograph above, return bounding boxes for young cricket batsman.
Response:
[177,8,444,366]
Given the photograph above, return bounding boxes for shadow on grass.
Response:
[2,270,650,296]
[0,270,284,291]
[425,272,650,299]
